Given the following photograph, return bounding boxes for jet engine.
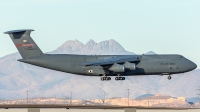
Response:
[124,62,136,70]
[109,63,125,72]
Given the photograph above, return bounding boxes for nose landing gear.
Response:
[168,75,172,80]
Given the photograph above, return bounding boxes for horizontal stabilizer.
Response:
[4,29,34,34]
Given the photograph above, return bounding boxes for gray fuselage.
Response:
[19,54,197,76]
[5,29,197,80]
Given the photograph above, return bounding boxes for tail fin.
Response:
[4,29,43,59]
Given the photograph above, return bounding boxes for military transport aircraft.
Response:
[5,29,197,81]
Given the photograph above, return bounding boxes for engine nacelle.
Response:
[124,62,136,70]
[109,63,125,72]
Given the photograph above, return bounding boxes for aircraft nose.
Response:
[190,61,197,70]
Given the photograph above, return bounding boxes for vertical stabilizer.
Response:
[4,29,43,59]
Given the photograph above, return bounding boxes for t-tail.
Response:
[4,29,43,59]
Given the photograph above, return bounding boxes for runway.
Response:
[0,105,199,112]
[0,104,198,109]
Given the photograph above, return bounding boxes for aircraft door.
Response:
[168,59,178,72]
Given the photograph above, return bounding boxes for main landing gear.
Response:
[101,77,111,81]
[168,75,172,80]
[115,77,125,81]
[100,74,125,81]
[115,74,125,81]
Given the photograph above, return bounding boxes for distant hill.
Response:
[187,97,199,103]
[134,94,154,100]
[0,39,199,100]
[51,39,134,55]
[145,51,157,55]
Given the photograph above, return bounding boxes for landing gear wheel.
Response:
[168,75,172,80]
[115,77,125,81]
[101,76,111,81]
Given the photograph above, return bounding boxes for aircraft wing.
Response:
[81,55,139,66]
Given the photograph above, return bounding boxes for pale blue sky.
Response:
[0,0,200,68]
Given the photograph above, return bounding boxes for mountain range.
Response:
[0,39,199,101]
[51,39,133,55]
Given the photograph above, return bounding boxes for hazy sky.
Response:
[0,0,199,68]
